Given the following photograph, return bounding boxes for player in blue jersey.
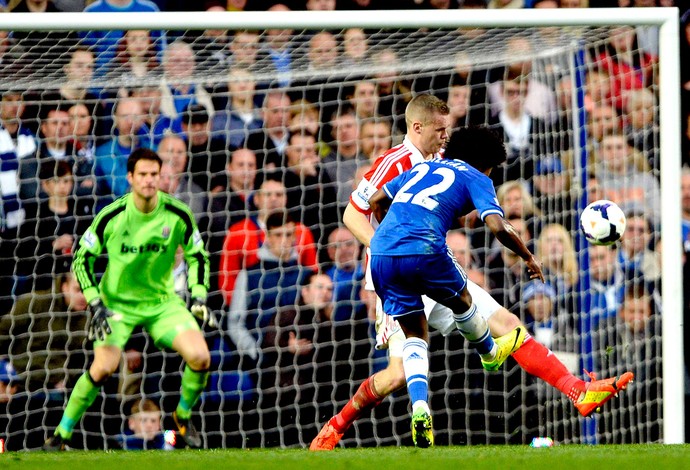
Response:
[368,126,544,448]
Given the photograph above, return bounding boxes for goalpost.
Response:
[0,8,682,448]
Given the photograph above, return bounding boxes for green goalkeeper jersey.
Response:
[73,191,209,307]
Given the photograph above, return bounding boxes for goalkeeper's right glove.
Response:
[87,299,114,341]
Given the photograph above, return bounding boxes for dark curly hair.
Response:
[444,126,507,172]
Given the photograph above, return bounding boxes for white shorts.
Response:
[374,279,502,358]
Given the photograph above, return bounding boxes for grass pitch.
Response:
[3,445,690,470]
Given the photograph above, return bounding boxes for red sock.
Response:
[511,336,585,402]
[330,375,383,433]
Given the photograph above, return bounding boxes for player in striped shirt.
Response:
[311,95,634,450]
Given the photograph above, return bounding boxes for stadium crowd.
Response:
[0,0,688,450]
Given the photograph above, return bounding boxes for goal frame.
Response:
[1,7,682,445]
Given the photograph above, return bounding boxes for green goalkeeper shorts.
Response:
[94,296,200,350]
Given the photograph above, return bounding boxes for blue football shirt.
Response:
[370,158,503,256]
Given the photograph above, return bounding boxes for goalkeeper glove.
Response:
[191,298,216,328]
[87,299,113,341]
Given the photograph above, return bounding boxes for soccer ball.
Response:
[580,200,626,246]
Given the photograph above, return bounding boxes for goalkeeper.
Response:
[44,149,213,451]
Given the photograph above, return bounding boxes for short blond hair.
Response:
[405,93,449,129]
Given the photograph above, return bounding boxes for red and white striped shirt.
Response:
[350,136,440,219]
[349,135,442,290]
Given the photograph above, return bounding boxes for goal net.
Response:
[0,9,682,450]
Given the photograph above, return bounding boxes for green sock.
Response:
[56,372,101,439]
[175,365,209,420]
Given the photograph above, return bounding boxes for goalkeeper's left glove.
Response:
[191,298,216,328]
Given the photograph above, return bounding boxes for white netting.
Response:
[0,12,675,450]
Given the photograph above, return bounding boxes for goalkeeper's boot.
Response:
[42,433,68,452]
[574,370,635,417]
[410,409,434,448]
[309,420,344,451]
[173,411,202,448]
[481,326,527,372]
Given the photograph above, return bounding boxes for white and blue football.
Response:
[580,200,627,246]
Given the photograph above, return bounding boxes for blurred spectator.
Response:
[519,279,559,349]
[531,155,573,230]
[682,166,690,249]
[535,223,579,310]
[585,244,625,325]
[341,27,369,69]
[584,69,614,113]
[219,173,318,306]
[288,99,330,157]
[587,102,621,152]
[110,30,160,81]
[211,66,263,150]
[0,90,36,161]
[446,229,488,290]
[227,30,263,73]
[185,6,230,72]
[488,72,548,185]
[593,132,660,225]
[290,31,342,123]
[497,179,541,220]
[594,282,661,443]
[9,0,75,63]
[94,97,149,200]
[208,147,258,231]
[159,40,214,122]
[487,36,557,122]
[0,360,18,403]
[18,106,73,202]
[350,79,379,123]
[0,91,32,311]
[266,273,335,387]
[81,0,165,76]
[67,103,97,195]
[266,269,369,446]
[359,119,391,162]
[182,104,227,193]
[15,159,93,293]
[592,25,657,111]
[118,399,174,450]
[282,130,339,248]
[487,215,533,310]
[447,79,472,130]
[325,226,363,321]
[371,48,411,135]
[245,89,291,169]
[131,85,181,148]
[0,270,88,393]
[158,135,207,223]
[322,107,368,208]
[488,0,524,7]
[306,0,336,10]
[622,88,659,171]
[227,210,310,359]
[262,3,294,89]
[618,210,661,282]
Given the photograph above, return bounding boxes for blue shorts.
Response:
[370,248,468,318]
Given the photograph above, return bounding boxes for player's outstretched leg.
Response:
[573,371,635,417]
[310,365,398,450]
[173,365,209,448]
[310,421,345,451]
[42,371,104,451]
[481,326,526,371]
